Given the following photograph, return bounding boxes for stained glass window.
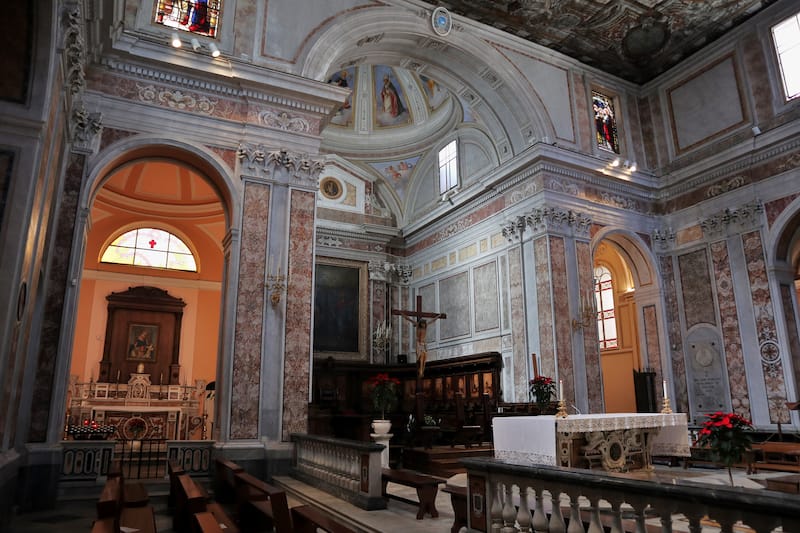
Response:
[438,140,458,195]
[772,11,800,100]
[592,91,620,154]
[101,228,197,272]
[154,0,221,38]
[595,266,618,350]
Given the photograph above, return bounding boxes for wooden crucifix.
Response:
[392,295,446,379]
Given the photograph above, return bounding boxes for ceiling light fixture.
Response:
[610,158,621,167]
[171,32,182,48]
[191,38,201,51]
[209,43,220,58]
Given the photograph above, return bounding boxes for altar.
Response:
[493,413,690,472]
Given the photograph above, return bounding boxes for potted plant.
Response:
[367,373,400,434]
[695,411,753,486]
[529,375,556,412]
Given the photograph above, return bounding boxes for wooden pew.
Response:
[752,442,800,473]
[290,505,358,533]
[442,484,467,533]
[108,463,149,507]
[173,472,239,533]
[234,471,293,533]
[214,457,245,503]
[193,511,225,533]
[381,468,445,520]
[95,475,157,533]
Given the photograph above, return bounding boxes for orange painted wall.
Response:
[192,289,221,383]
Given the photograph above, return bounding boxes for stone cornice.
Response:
[97,56,342,117]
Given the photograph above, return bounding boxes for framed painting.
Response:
[313,258,368,360]
[126,323,158,362]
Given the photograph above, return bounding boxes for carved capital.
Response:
[526,206,592,237]
[699,201,763,238]
[70,103,103,154]
[237,144,324,187]
[651,227,676,252]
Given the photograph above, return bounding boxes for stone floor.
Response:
[3,466,792,533]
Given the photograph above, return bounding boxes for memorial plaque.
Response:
[686,327,731,424]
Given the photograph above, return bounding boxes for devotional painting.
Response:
[373,66,411,127]
[368,155,420,202]
[328,67,356,127]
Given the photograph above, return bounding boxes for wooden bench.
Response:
[381,468,444,519]
[95,476,157,533]
[173,472,239,533]
[214,457,245,503]
[290,505,358,533]
[234,471,293,533]
[108,463,149,507]
[442,484,467,533]
[193,511,225,533]
[752,442,800,474]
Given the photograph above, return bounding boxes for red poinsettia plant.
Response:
[366,373,401,420]
[696,411,753,485]
[529,375,556,408]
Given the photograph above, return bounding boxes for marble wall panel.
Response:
[577,240,602,411]
[765,193,800,229]
[549,236,574,403]
[741,33,773,125]
[678,249,716,329]
[230,182,269,439]
[419,284,437,355]
[440,271,471,340]
[710,240,751,419]
[508,247,528,402]
[780,284,800,401]
[742,230,789,423]
[474,261,500,333]
[660,255,689,413]
[534,237,555,380]
[282,190,315,440]
[642,305,662,381]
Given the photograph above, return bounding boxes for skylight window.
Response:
[101,227,197,272]
[438,140,458,195]
[773,12,800,100]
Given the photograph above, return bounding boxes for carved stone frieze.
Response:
[356,33,384,46]
[705,175,746,198]
[777,151,800,172]
[508,180,539,204]
[502,207,591,240]
[136,83,218,115]
[258,110,310,133]
[237,144,324,187]
[600,191,642,211]
[70,104,103,154]
[434,216,473,244]
[545,178,579,196]
[317,235,343,248]
[699,201,764,237]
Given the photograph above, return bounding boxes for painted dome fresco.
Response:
[321,65,470,158]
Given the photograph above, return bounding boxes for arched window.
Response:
[101,227,197,272]
[594,265,617,349]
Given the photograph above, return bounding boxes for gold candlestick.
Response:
[555,399,568,418]
[661,396,673,414]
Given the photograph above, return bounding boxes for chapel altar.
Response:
[493,413,691,472]
[66,371,208,441]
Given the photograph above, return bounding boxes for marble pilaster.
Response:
[507,246,527,402]
[533,237,555,379]
[549,236,574,404]
[230,182,269,439]
[576,240,602,412]
[660,255,689,414]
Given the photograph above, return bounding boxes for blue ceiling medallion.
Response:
[431,7,452,36]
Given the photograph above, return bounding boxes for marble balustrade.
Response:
[290,433,386,510]
[462,457,800,532]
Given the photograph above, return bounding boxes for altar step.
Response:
[402,444,493,478]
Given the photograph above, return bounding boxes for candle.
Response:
[160,372,163,385]
[117,370,121,382]
[531,353,539,378]
[558,379,564,401]
[663,379,668,399]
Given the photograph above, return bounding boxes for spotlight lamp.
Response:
[209,43,220,58]
[191,38,201,51]
[171,32,182,48]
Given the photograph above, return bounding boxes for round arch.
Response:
[297,7,558,156]
[590,227,657,290]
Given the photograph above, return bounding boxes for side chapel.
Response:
[1,0,800,518]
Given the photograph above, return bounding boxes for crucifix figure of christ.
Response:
[392,295,447,379]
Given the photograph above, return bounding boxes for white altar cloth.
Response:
[493,413,690,467]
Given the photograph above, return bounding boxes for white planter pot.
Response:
[371,419,392,435]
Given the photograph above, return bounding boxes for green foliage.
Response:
[367,373,400,419]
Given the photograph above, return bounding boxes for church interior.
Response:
[2,0,800,530]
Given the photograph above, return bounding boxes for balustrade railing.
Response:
[290,433,386,510]
[462,457,800,532]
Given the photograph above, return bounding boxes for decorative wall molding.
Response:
[699,201,763,237]
[502,206,592,241]
[356,33,384,47]
[63,5,86,96]
[545,177,579,196]
[368,261,411,284]
[136,83,218,115]
[317,235,343,248]
[237,144,324,187]
[434,216,474,244]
